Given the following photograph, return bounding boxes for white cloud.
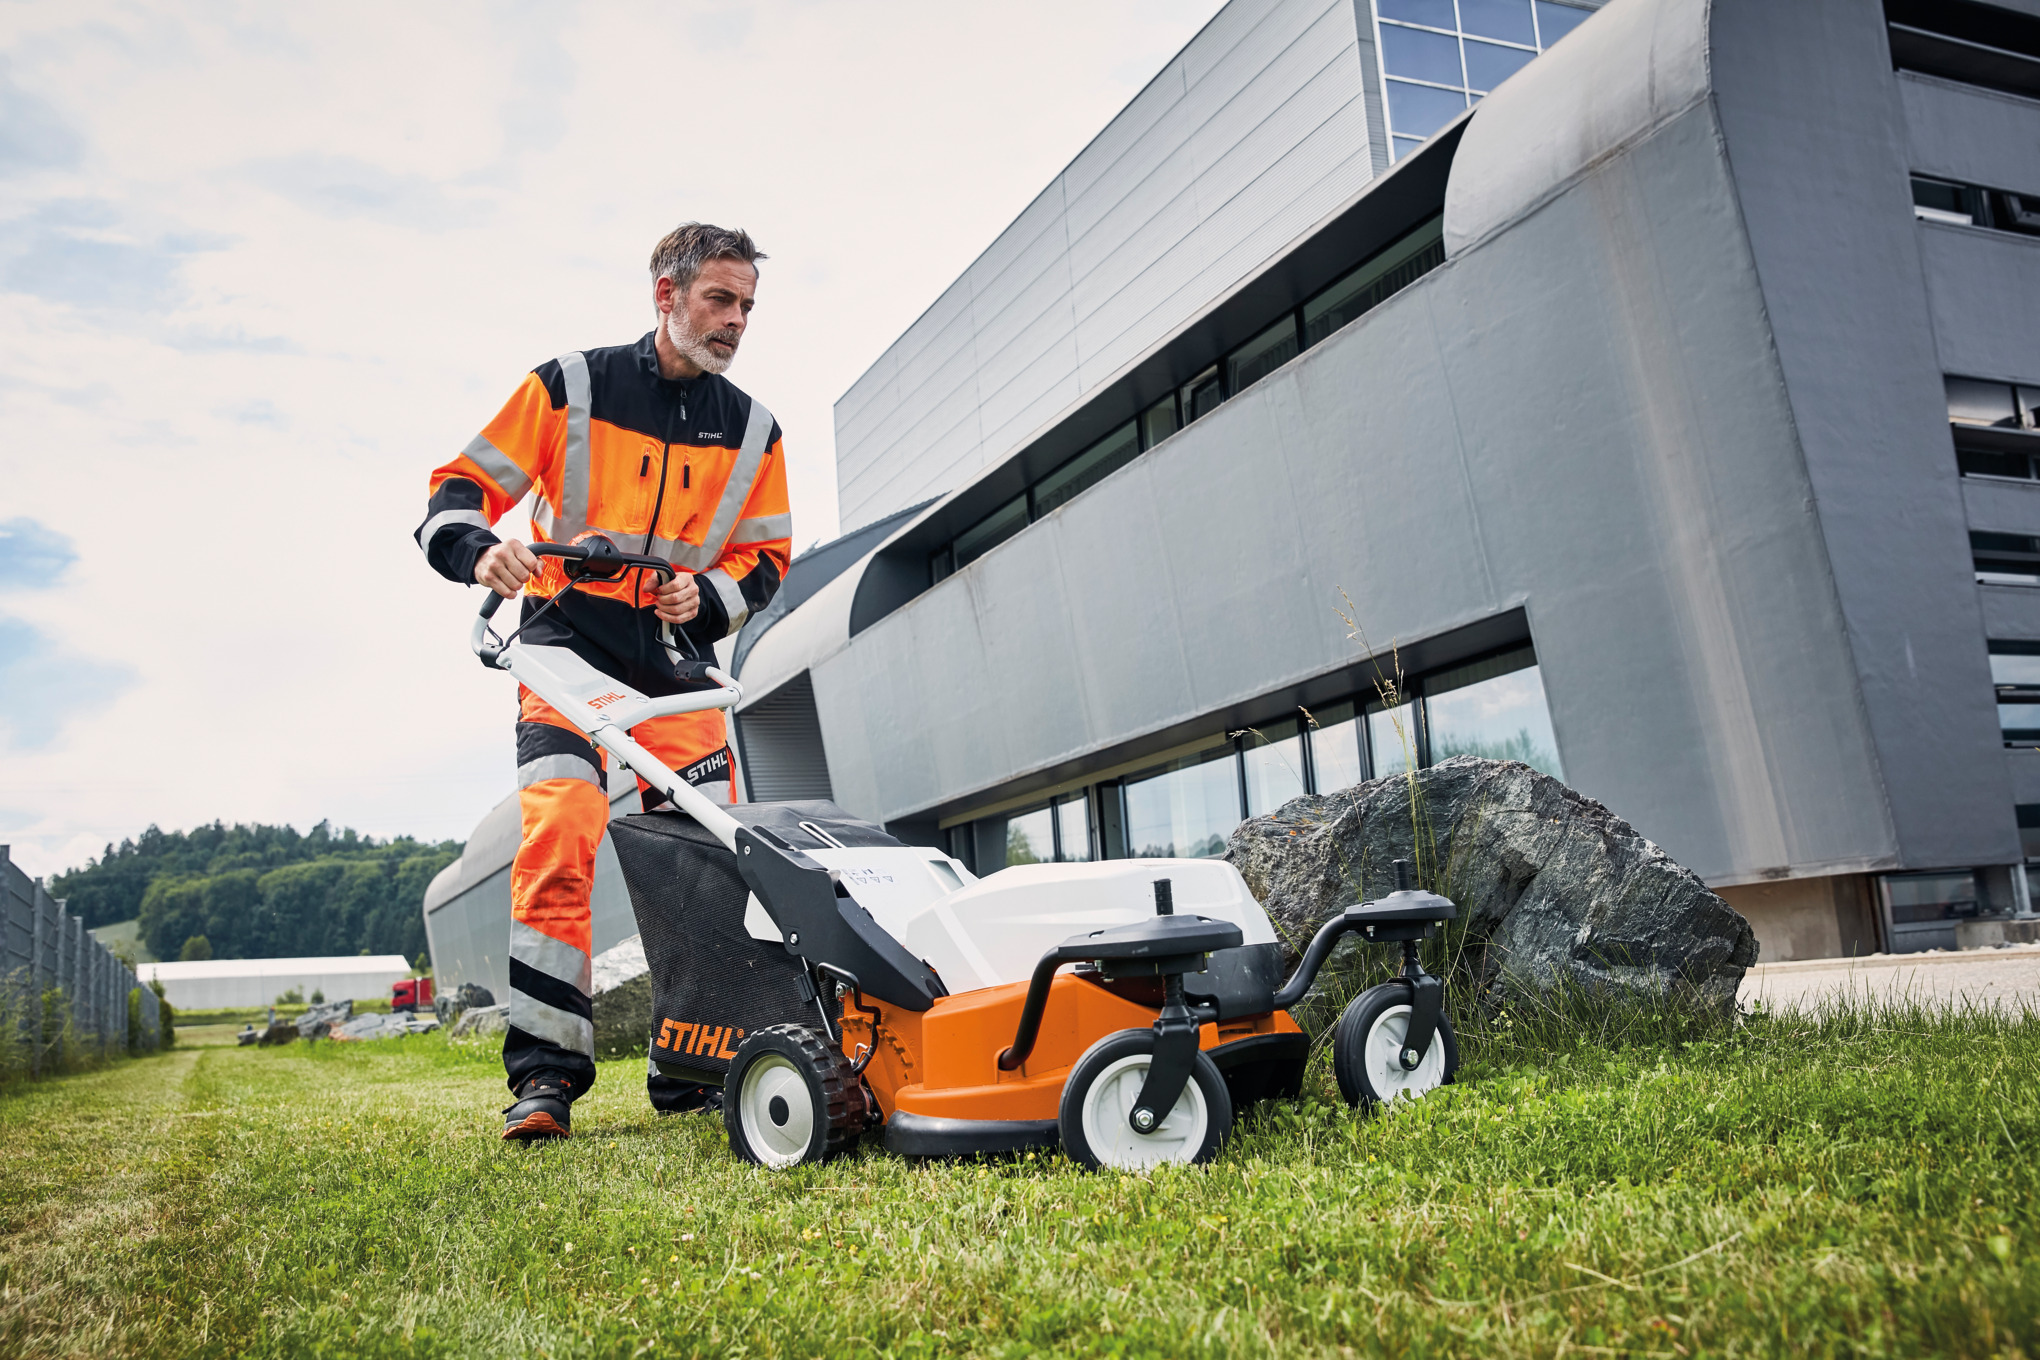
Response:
[0,0,1228,877]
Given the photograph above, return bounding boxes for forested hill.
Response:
[50,822,462,963]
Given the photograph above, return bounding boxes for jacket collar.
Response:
[635,330,707,392]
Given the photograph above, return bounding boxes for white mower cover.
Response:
[743,850,1279,996]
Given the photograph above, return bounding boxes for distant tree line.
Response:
[49,822,461,962]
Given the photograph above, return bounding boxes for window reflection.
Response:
[1422,647,1564,779]
[1243,717,1307,816]
[1124,747,1241,859]
[1366,699,1418,778]
[1309,700,1365,794]
[1005,806,1054,866]
[1056,795,1092,861]
[1378,0,1597,158]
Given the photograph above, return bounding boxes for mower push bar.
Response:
[1268,860,1457,1072]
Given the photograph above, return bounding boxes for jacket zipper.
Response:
[643,399,684,555]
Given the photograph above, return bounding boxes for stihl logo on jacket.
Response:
[657,1017,744,1060]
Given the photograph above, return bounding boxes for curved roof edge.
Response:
[730,498,933,677]
[1443,0,1711,258]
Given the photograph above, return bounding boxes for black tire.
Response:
[1058,1029,1232,1172]
[1331,983,1459,1111]
[723,1024,868,1169]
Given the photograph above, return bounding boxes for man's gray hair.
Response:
[649,222,766,293]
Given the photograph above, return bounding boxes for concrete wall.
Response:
[1706,0,2019,875]
[833,0,1380,530]
[1718,875,1880,963]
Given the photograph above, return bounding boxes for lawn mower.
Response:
[471,539,1461,1171]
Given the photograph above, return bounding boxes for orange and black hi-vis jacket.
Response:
[417,332,792,696]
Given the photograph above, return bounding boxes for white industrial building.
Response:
[139,955,414,1010]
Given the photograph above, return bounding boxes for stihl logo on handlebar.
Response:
[588,691,633,711]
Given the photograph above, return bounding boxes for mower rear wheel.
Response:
[1060,1029,1231,1171]
[1331,984,1458,1111]
[724,1024,867,1169]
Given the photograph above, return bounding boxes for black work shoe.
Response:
[502,1075,574,1142]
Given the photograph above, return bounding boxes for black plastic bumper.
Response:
[1208,1031,1310,1106]
[882,1111,1060,1158]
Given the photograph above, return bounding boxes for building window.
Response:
[1033,422,1140,519]
[1122,745,1244,859]
[1140,393,1180,450]
[1303,218,1446,348]
[1226,317,1302,398]
[1307,700,1366,793]
[1005,804,1055,865]
[1377,0,1599,160]
[950,644,1563,864]
[1887,0,2040,102]
[1948,375,2040,431]
[1975,531,2040,586]
[1056,795,1094,862]
[1242,717,1308,817]
[1992,641,2040,746]
[1914,176,2040,237]
[1182,366,1224,424]
[1421,647,1565,777]
[951,494,1028,572]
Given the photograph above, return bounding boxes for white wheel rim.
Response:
[1362,1003,1446,1104]
[1077,1052,1209,1171]
[738,1054,815,1169]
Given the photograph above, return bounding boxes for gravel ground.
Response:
[1739,943,2040,1013]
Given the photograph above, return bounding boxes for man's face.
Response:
[658,258,756,375]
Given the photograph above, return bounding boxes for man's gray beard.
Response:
[666,310,736,375]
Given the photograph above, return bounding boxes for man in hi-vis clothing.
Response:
[417,223,791,1141]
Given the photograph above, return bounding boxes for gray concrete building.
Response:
[730,0,2040,962]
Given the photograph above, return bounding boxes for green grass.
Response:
[0,1000,2034,1358]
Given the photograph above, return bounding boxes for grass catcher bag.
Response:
[607,800,899,1086]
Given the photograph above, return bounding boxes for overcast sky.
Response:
[0,0,1229,879]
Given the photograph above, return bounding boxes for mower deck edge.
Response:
[882,1111,1060,1158]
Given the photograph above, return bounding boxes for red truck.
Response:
[392,977,435,1013]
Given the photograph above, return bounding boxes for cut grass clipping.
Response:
[1,994,2034,1358]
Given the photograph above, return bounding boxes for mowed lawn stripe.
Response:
[0,1002,2033,1357]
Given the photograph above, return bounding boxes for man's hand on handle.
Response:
[654,572,701,626]
[476,539,540,598]
[476,537,699,624]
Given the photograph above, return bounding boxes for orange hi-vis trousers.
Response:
[504,686,734,1096]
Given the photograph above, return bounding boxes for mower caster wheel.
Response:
[1332,983,1458,1111]
[1059,1029,1231,1172]
[724,1024,869,1170]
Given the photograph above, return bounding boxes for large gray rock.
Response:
[1226,756,1758,1012]
[590,935,653,1059]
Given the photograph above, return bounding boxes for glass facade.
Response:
[1056,796,1093,862]
[1005,805,1054,866]
[1309,700,1366,794]
[1123,747,1243,859]
[1991,641,2040,745]
[1422,647,1565,778]
[947,644,1564,868]
[1377,0,1598,159]
[1242,718,1308,816]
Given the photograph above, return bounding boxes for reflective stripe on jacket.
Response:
[417,332,791,690]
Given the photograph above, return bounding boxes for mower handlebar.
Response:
[470,537,681,665]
